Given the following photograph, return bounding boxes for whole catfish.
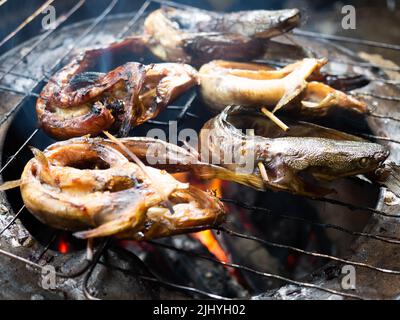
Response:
[199,106,389,197]
[144,6,300,65]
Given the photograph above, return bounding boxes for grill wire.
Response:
[0,0,399,300]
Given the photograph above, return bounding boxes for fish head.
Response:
[253,9,301,38]
[309,140,390,180]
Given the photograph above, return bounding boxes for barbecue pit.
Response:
[0,0,400,300]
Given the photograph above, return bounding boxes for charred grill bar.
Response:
[0,0,399,300]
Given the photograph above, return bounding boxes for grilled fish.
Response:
[144,7,300,65]
[20,138,225,240]
[50,136,254,186]
[36,37,198,140]
[199,59,367,115]
[199,106,389,197]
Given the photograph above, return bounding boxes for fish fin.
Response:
[289,174,335,197]
[195,164,266,191]
[301,93,336,113]
[268,161,335,197]
[74,216,139,239]
[272,79,307,113]
[74,195,148,239]
[0,179,21,191]
[301,101,318,109]
[29,147,56,185]
[272,58,323,113]
[30,147,49,168]
[157,74,193,105]
[301,82,367,114]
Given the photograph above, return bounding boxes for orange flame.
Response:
[173,173,228,263]
[191,229,229,263]
[173,172,223,197]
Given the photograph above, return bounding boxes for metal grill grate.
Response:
[0,0,399,300]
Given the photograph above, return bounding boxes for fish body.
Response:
[20,139,225,239]
[144,7,300,65]
[267,136,389,180]
[200,106,389,197]
[37,37,198,140]
[199,59,367,115]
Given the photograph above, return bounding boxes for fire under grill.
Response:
[0,0,400,300]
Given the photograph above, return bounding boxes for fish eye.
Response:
[359,157,370,168]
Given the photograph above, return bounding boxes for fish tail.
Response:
[196,165,265,191]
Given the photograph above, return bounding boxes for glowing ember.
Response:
[58,240,69,254]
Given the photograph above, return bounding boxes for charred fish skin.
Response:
[200,106,389,197]
[20,139,226,240]
[36,37,198,140]
[144,7,300,65]
[37,62,146,140]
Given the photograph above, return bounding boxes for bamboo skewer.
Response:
[250,129,269,183]
[257,162,269,183]
[86,238,93,261]
[260,107,289,131]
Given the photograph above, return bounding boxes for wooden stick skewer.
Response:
[86,238,93,261]
[248,128,269,183]
[257,162,269,183]
[260,107,289,131]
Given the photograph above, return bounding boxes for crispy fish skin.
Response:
[199,106,389,197]
[144,7,300,65]
[37,62,146,140]
[199,59,367,115]
[49,136,250,185]
[20,139,225,240]
[36,37,198,140]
